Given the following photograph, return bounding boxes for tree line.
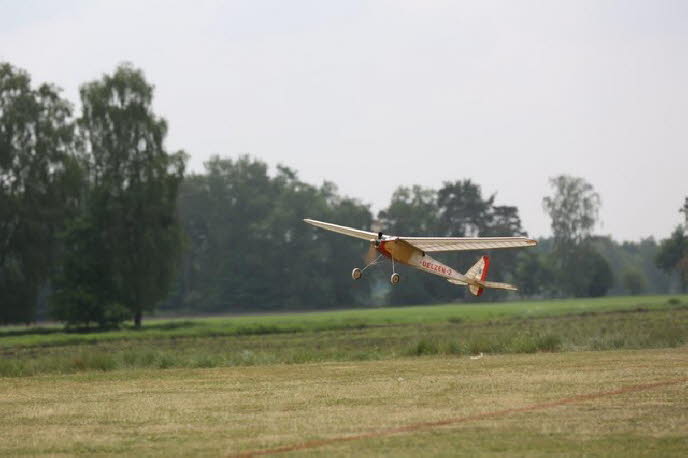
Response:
[1,62,183,326]
[1,62,687,327]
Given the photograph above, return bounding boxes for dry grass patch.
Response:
[0,348,686,457]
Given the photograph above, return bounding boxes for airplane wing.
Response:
[303,219,379,241]
[399,236,536,252]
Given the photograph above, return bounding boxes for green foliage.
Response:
[655,224,688,292]
[621,267,647,295]
[54,63,186,327]
[409,338,440,356]
[542,175,601,248]
[378,185,439,235]
[437,179,494,237]
[513,250,556,297]
[2,302,686,377]
[545,243,615,298]
[4,294,683,349]
[51,216,127,328]
[592,236,670,295]
[0,62,79,324]
[167,155,372,313]
[50,287,129,330]
[541,176,614,297]
[578,245,614,297]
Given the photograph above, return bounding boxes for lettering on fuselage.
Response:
[420,260,452,276]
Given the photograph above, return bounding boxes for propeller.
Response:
[363,231,384,264]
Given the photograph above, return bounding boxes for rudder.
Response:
[465,256,490,296]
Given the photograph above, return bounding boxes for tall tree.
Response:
[542,175,601,250]
[0,63,78,324]
[378,185,439,236]
[483,205,525,237]
[54,63,185,327]
[542,175,613,297]
[437,180,494,237]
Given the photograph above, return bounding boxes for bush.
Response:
[446,341,466,354]
[409,339,439,356]
[0,359,23,377]
[71,353,117,372]
[467,337,505,354]
[157,354,178,369]
[50,216,130,329]
[193,355,220,368]
[622,268,647,296]
[534,334,562,352]
[50,286,129,330]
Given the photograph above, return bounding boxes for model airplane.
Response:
[304,218,537,296]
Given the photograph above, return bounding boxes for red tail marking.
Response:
[481,256,490,281]
[476,256,490,296]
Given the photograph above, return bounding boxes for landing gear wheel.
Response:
[390,273,400,285]
[352,268,362,280]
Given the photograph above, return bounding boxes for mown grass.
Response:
[1,348,686,457]
[1,302,686,378]
[1,294,686,349]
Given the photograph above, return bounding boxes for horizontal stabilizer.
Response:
[479,280,518,291]
[447,278,468,285]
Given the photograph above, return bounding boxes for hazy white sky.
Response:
[1,0,686,240]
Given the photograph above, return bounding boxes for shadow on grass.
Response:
[136,320,199,331]
[0,327,65,338]
[0,319,202,339]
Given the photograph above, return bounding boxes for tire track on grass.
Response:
[229,377,687,457]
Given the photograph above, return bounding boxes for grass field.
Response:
[1,294,686,349]
[1,348,686,456]
[1,295,687,456]
[1,296,687,378]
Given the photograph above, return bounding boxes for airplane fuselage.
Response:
[377,238,471,285]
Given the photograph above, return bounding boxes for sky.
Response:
[1,0,687,241]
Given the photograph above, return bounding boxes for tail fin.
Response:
[450,256,519,295]
[465,256,490,296]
